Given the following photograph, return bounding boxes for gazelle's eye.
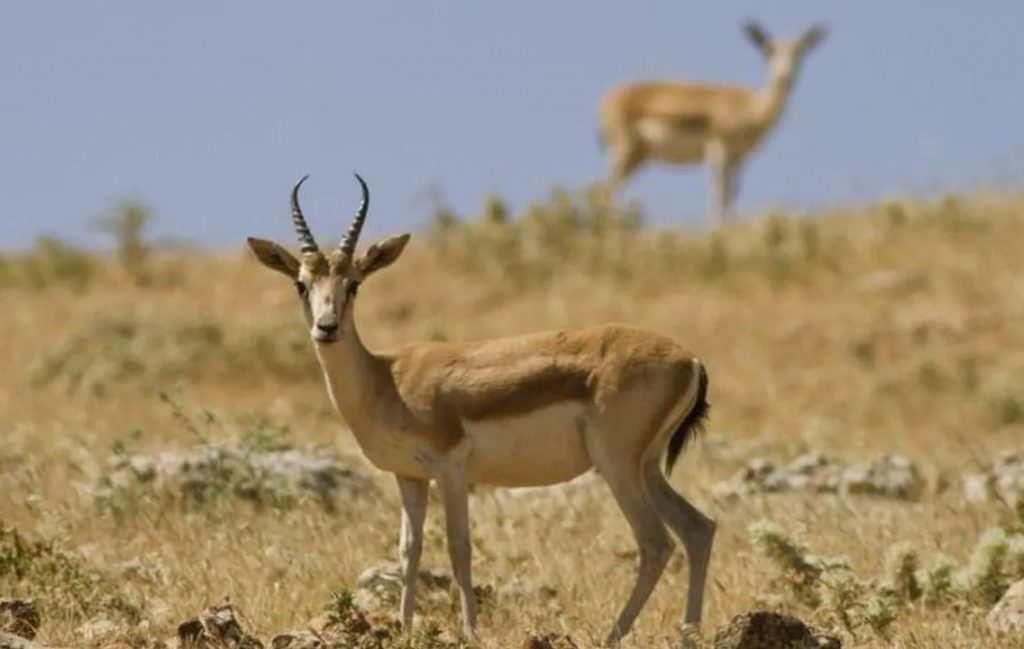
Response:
[294,281,308,298]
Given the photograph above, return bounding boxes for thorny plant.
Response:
[324,589,471,649]
[750,517,1024,638]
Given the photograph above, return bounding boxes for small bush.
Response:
[28,317,224,395]
[862,596,895,633]
[93,200,153,284]
[922,554,956,607]
[883,543,922,602]
[28,315,318,396]
[749,520,827,607]
[752,519,1024,638]
[957,527,1011,606]
[0,236,95,291]
[0,525,140,625]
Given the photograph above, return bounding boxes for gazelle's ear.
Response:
[355,233,411,277]
[743,21,772,56]
[800,24,827,52]
[247,237,300,279]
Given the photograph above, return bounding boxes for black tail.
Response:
[665,363,710,475]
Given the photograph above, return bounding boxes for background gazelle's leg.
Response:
[706,139,729,226]
[396,475,428,629]
[722,161,741,221]
[605,137,645,202]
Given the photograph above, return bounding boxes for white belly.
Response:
[464,402,593,487]
[635,119,706,163]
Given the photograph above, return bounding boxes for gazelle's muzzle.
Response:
[312,319,339,343]
[311,300,341,342]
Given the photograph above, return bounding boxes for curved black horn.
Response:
[291,174,319,254]
[338,173,369,257]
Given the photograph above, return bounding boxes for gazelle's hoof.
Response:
[680,623,702,648]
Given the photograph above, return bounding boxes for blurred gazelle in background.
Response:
[599,21,826,224]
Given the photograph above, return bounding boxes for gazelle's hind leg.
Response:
[604,138,645,201]
[604,475,674,645]
[643,459,715,626]
[588,445,674,645]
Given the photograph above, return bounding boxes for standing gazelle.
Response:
[247,175,714,645]
[599,21,827,224]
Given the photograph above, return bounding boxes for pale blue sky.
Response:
[3,2,1022,250]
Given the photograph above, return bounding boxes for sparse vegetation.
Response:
[0,526,141,627]
[92,399,375,516]
[3,190,1024,647]
[0,236,95,291]
[28,315,316,396]
[750,516,1024,638]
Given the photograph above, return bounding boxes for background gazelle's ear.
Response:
[247,237,301,278]
[743,21,772,55]
[355,233,411,277]
[800,23,827,52]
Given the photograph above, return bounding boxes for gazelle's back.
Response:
[600,82,752,129]
[386,325,700,486]
[391,324,696,410]
[387,323,700,485]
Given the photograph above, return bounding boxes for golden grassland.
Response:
[2,190,1024,647]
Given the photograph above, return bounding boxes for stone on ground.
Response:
[173,605,262,649]
[713,611,841,649]
[714,452,922,501]
[520,631,579,649]
[0,600,39,640]
[988,579,1024,633]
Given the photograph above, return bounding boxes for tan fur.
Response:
[248,183,715,643]
[598,22,826,225]
[600,82,774,162]
[318,322,700,470]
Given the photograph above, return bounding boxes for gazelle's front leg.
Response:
[723,162,742,216]
[705,139,730,226]
[396,475,429,629]
[436,466,478,638]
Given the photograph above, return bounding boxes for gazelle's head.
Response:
[247,175,410,345]
[744,21,826,88]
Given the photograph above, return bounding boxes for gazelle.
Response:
[246,175,713,645]
[598,21,827,225]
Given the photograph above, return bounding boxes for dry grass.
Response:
[2,189,1024,647]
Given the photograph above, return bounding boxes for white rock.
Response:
[988,579,1024,633]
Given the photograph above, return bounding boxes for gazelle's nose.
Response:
[316,321,339,335]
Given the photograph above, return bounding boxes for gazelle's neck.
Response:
[754,66,794,128]
[314,307,402,438]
